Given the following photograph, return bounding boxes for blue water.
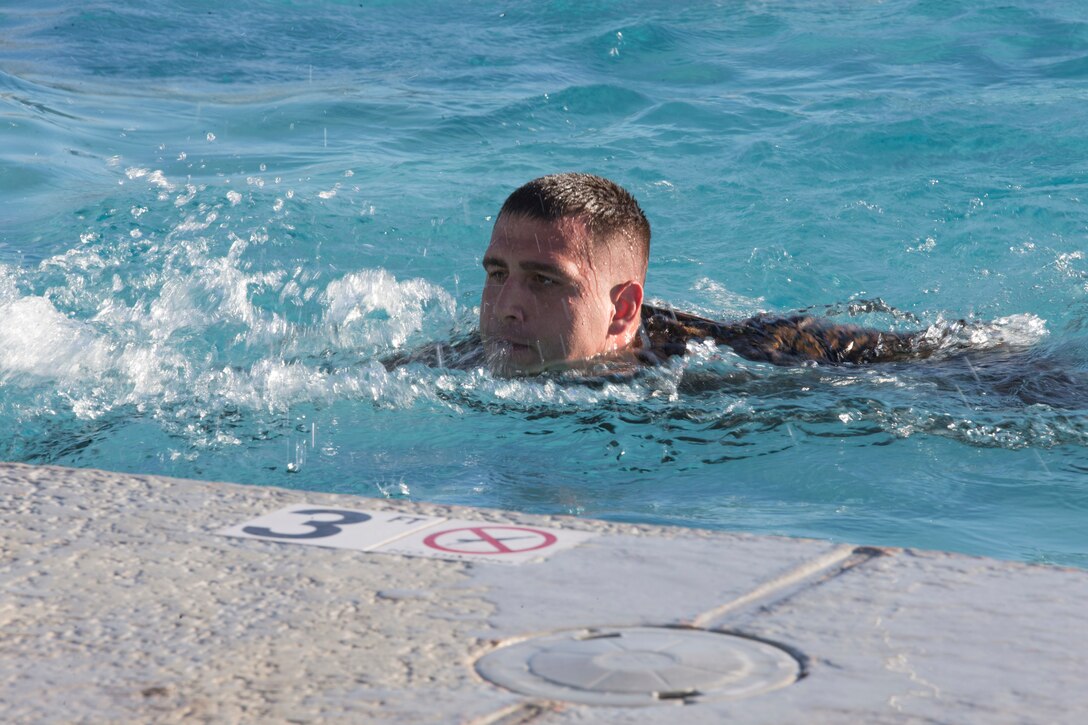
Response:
[2,0,1087,567]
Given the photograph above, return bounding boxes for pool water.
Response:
[2,0,1086,567]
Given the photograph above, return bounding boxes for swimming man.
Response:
[392,172,933,377]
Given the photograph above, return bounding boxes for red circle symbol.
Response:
[422,526,558,555]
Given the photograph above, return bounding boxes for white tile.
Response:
[218,505,444,552]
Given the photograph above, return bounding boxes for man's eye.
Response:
[534,274,558,287]
[486,269,506,282]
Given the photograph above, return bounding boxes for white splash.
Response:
[919,312,1049,355]
[973,313,1049,347]
[323,269,456,350]
[0,295,112,382]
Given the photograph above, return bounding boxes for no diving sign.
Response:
[382,519,593,564]
[219,507,594,565]
[424,525,557,555]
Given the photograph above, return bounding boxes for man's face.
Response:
[479,214,617,376]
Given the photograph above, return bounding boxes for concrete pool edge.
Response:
[3,461,1086,723]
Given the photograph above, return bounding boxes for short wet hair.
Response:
[498,173,651,279]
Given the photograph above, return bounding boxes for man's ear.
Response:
[608,281,644,337]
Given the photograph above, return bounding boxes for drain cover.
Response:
[475,626,800,706]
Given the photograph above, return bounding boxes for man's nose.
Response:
[494,279,525,322]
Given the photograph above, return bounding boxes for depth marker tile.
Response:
[218,505,444,552]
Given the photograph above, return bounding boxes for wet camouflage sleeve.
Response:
[640,306,927,365]
[723,315,919,364]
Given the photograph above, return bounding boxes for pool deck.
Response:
[3,461,1086,723]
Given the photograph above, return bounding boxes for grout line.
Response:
[692,544,865,629]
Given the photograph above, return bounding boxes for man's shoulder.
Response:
[639,304,919,365]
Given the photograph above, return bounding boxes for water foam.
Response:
[2,199,464,426]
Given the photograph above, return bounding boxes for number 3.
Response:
[243,508,371,539]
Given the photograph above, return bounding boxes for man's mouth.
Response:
[483,337,543,375]
[487,334,534,350]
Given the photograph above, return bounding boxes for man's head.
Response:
[479,173,650,376]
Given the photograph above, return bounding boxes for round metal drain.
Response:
[475,626,800,707]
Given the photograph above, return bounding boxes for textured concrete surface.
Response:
[2,461,1087,723]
